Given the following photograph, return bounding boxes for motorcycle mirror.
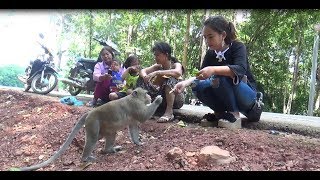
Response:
[39,33,44,39]
[92,36,121,56]
[57,50,67,56]
[93,37,104,46]
[105,40,120,56]
[113,48,121,56]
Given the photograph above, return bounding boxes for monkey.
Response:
[16,87,163,171]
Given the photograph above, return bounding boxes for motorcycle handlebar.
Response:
[93,37,105,46]
[93,37,120,56]
[38,41,53,57]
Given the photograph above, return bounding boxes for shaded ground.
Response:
[0,88,320,171]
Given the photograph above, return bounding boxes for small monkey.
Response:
[16,87,162,171]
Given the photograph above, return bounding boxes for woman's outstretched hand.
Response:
[173,81,187,94]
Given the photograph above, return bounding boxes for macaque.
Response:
[16,87,162,171]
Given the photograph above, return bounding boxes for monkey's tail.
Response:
[17,113,88,171]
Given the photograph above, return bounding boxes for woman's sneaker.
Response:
[200,113,220,127]
[217,112,242,129]
[218,118,242,129]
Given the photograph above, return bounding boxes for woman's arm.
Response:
[227,42,247,77]
[197,66,234,80]
[174,76,196,94]
[154,62,183,79]
[140,64,161,77]
[93,62,111,82]
[140,64,162,82]
[121,67,131,80]
[93,63,103,82]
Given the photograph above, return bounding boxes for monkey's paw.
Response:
[81,156,96,162]
[135,141,144,146]
[154,95,163,104]
[101,146,122,154]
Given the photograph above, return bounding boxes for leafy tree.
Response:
[46,9,320,115]
[0,65,25,87]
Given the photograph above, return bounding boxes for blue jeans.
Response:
[192,76,256,117]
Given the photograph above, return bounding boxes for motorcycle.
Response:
[59,36,120,96]
[18,34,59,95]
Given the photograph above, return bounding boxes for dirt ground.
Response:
[0,88,320,171]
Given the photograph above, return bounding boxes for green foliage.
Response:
[46,9,320,115]
[238,9,320,114]
[0,65,25,88]
[190,68,200,77]
[313,109,320,117]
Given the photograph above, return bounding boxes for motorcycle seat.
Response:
[78,58,97,64]
[76,58,97,71]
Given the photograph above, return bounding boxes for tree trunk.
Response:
[182,10,191,78]
[286,21,303,114]
[315,66,320,110]
[56,14,64,71]
[54,13,65,92]
[286,48,299,114]
[163,10,168,43]
[88,11,93,58]
[200,9,210,68]
[127,24,133,56]
[283,86,287,113]
[314,83,320,110]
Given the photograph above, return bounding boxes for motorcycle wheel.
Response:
[31,72,58,95]
[68,67,83,96]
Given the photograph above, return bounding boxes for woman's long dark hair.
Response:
[123,54,139,69]
[152,41,185,74]
[203,16,237,45]
[96,46,114,63]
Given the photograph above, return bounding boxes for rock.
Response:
[166,147,183,160]
[197,145,236,165]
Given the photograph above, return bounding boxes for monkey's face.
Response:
[132,88,152,104]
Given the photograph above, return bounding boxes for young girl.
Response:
[109,54,140,100]
[173,16,264,129]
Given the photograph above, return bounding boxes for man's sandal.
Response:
[157,114,174,123]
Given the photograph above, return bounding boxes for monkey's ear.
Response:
[132,90,138,97]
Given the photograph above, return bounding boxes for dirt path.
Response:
[0,88,320,171]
